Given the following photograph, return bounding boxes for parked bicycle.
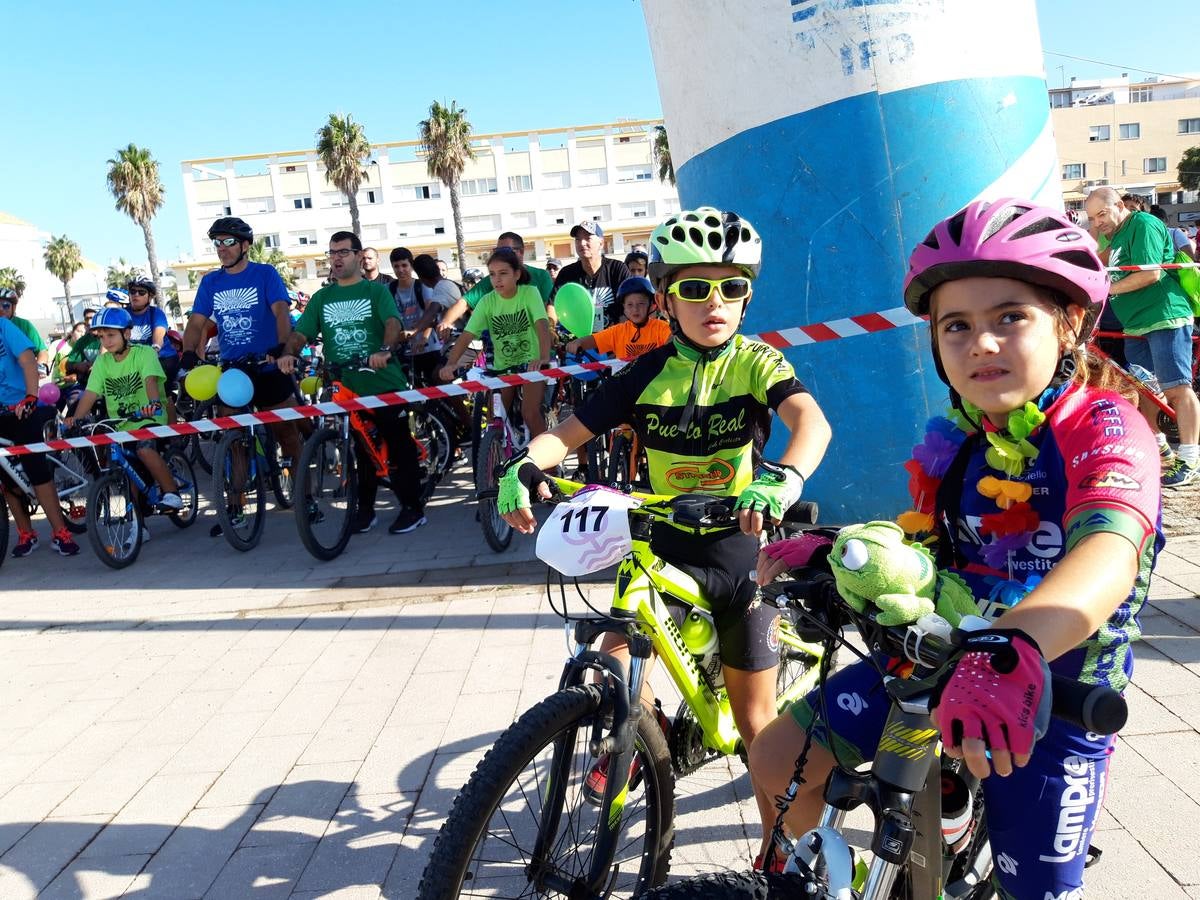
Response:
[0,412,92,537]
[210,356,297,551]
[641,547,1128,900]
[417,480,826,899]
[294,355,447,561]
[1091,328,1200,443]
[77,416,198,568]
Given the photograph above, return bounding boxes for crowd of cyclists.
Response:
[0,193,1195,895]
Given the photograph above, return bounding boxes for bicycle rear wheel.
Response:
[775,617,827,710]
[263,430,294,509]
[416,685,674,900]
[212,428,267,551]
[295,428,356,561]
[643,871,815,898]
[165,450,199,529]
[86,471,143,569]
[411,407,450,502]
[477,428,513,552]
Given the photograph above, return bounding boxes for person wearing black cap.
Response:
[549,220,630,332]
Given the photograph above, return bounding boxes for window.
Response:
[576,168,608,187]
[619,200,655,220]
[507,174,532,192]
[1130,87,1152,103]
[261,234,280,249]
[1062,163,1086,180]
[1119,122,1140,140]
[282,164,301,173]
[1144,157,1167,174]
[617,165,653,183]
[362,224,387,241]
[223,206,232,216]
[546,207,571,225]
[1065,199,1084,212]
[292,196,312,209]
[1049,90,1071,109]
[1102,162,1108,178]
[1180,118,1200,135]
[395,219,445,238]
[510,210,537,229]
[408,183,440,200]
[463,214,501,233]
[459,177,497,196]
[291,231,318,246]
[542,171,571,190]
[1121,160,1127,176]
[581,204,611,223]
[1088,125,1110,142]
[365,189,379,204]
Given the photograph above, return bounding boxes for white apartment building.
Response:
[1051,73,1200,223]
[172,119,680,292]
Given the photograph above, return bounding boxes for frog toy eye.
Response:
[840,538,869,571]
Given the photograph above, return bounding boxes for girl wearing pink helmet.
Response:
[747,199,1163,895]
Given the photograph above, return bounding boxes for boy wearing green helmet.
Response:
[497,207,832,846]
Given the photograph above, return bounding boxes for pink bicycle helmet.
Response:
[903,198,1108,338]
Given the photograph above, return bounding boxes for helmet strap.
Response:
[223,245,248,270]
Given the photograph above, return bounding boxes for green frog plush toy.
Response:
[828,521,978,627]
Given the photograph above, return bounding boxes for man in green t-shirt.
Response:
[1087,186,1199,487]
[0,288,48,373]
[277,231,428,535]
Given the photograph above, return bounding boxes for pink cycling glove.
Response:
[934,629,1051,757]
[761,532,833,569]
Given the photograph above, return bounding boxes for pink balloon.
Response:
[38,382,60,405]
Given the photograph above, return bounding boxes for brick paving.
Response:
[0,470,1197,898]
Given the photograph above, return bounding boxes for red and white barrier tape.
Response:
[1107,262,1200,272]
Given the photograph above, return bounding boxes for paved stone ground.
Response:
[0,467,1197,898]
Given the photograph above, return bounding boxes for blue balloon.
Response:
[217,368,254,408]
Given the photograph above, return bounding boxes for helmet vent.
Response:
[688,227,704,246]
[981,208,1026,241]
[741,227,752,243]
[945,211,968,245]
[683,212,699,222]
[671,225,686,242]
[1009,217,1064,241]
[704,214,720,228]
[655,234,671,246]
[1051,249,1103,271]
[708,231,723,250]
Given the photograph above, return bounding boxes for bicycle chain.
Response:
[668,700,724,777]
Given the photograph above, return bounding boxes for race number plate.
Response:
[535,486,642,576]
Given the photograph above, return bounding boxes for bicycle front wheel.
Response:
[212,428,267,551]
[53,449,95,534]
[775,617,827,711]
[86,471,142,569]
[477,428,512,553]
[643,871,816,899]
[295,428,356,561]
[417,685,674,900]
[165,450,199,529]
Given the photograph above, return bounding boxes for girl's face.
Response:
[931,277,1085,425]
[488,261,518,297]
[662,264,747,349]
[71,324,86,341]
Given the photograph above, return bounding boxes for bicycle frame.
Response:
[327,380,391,478]
[0,436,89,509]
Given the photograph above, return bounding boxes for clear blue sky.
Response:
[2,0,1193,272]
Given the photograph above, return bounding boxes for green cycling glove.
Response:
[497,450,550,517]
[734,461,805,522]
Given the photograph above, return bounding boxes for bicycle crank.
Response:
[669,702,723,776]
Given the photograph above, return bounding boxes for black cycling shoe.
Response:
[352,512,377,534]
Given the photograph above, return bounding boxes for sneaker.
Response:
[389,508,427,534]
[51,529,80,557]
[305,500,325,524]
[352,512,377,534]
[583,753,641,807]
[753,852,786,874]
[1162,458,1200,489]
[157,492,183,511]
[209,507,247,538]
[12,530,38,558]
[1160,442,1178,470]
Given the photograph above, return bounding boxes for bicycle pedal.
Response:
[1085,844,1102,868]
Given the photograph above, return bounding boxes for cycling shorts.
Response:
[159,353,181,392]
[650,522,779,672]
[0,407,54,486]
[226,365,294,409]
[791,659,1116,897]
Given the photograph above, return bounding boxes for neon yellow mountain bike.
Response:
[418,478,828,899]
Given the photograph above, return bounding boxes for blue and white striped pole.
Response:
[644,0,1058,521]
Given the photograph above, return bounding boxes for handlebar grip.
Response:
[781,500,819,526]
[1049,675,1127,735]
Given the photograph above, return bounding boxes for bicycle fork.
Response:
[530,618,653,897]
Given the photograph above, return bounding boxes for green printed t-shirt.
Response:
[573,335,808,498]
[11,317,46,353]
[465,285,547,370]
[67,333,101,364]
[1106,211,1193,335]
[89,344,167,428]
[297,279,409,396]
[464,265,554,310]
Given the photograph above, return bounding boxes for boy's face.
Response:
[660,265,749,349]
[622,292,652,326]
[95,328,128,352]
[626,257,647,278]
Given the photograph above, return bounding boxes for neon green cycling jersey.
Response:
[573,334,807,497]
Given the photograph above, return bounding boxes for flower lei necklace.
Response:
[898,386,1065,577]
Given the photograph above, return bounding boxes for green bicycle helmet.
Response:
[648,207,763,287]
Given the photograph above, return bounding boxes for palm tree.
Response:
[248,239,297,288]
[106,143,165,292]
[1180,146,1200,192]
[0,267,26,297]
[44,235,83,325]
[652,125,675,187]
[419,101,475,277]
[316,113,371,237]
[105,258,140,290]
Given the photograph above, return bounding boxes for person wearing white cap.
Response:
[549,220,630,332]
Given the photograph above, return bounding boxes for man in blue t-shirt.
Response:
[181,216,304,471]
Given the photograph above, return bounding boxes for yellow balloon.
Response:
[185,365,220,401]
[299,375,321,396]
